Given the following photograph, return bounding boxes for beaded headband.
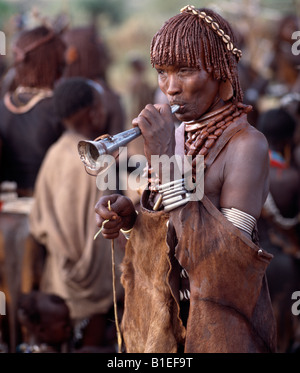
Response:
[180,5,242,61]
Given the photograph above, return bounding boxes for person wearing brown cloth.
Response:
[29,77,125,352]
[94,5,277,353]
[0,25,66,197]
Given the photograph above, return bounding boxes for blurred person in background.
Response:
[270,15,300,95]
[258,14,300,115]
[63,25,125,137]
[125,54,156,204]
[0,25,66,197]
[126,53,155,155]
[28,77,125,352]
[257,107,300,353]
[126,54,155,128]
[62,25,127,199]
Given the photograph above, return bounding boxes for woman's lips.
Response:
[171,103,184,113]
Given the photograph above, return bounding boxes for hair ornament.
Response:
[180,5,242,60]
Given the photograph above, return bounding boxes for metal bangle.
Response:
[221,207,256,236]
[120,227,132,240]
[120,210,138,240]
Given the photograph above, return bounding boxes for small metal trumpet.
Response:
[78,104,180,171]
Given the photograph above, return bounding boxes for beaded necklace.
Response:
[184,102,252,167]
[4,86,53,114]
[147,101,252,190]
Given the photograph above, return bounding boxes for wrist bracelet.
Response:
[120,210,138,240]
[120,227,133,240]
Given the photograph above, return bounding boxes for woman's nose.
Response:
[166,74,181,96]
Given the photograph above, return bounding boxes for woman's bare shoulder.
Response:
[227,125,269,161]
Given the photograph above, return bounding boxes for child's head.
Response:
[53,77,107,139]
[17,291,72,351]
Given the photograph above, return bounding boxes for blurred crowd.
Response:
[0,7,300,354]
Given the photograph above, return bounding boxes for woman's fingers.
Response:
[95,194,136,239]
[95,195,119,221]
[109,196,135,217]
[94,215,122,240]
[101,231,120,240]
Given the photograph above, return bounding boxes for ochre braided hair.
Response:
[13,26,66,89]
[63,26,111,81]
[150,5,243,102]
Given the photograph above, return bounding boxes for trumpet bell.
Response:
[78,127,141,171]
[77,104,180,172]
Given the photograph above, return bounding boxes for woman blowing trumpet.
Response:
[94,5,276,353]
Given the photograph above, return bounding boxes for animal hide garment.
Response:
[120,194,277,353]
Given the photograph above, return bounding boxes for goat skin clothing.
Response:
[29,131,125,319]
[120,115,277,353]
[120,205,185,353]
[121,196,277,353]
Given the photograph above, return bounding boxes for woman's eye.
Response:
[179,68,193,74]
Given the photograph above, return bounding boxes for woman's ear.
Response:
[219,79,233,101]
